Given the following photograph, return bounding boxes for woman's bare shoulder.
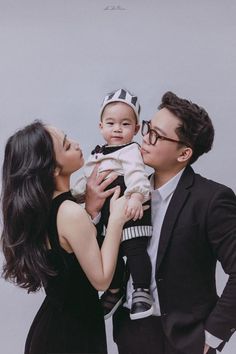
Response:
[57,200,89,224]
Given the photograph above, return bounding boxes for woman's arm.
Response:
[57,189,126,291]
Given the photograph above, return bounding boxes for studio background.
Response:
[0,1,236,353]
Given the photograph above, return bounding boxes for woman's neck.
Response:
[54,176,70,197]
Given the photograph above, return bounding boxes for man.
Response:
[85,91,236,354]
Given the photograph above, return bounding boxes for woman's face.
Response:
[47,126,84,176]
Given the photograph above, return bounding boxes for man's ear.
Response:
[177,147,193,163]
[134,124,140,135]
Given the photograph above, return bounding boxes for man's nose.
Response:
[143,133,150,144]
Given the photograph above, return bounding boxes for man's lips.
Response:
[141,146,148,154]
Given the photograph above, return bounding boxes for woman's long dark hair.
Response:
[1,121,57,292]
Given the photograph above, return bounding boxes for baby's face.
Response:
[99,102,140,145]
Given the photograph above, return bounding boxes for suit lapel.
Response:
[155,166,194,272]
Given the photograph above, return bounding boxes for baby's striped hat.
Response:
[100,88,141,122]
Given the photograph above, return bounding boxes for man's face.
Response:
[141,108,185,172]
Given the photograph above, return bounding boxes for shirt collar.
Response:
[150,168,185,201]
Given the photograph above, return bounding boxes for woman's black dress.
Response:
[25,191,107,354]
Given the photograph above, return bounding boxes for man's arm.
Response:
[203,344,210,354]
[204,331,223,351]
[204,185,236,345]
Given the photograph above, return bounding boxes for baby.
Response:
[72,88,153,320]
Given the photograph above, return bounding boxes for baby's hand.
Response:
[125,197,143,221]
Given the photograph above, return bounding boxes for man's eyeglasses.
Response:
[141,120,191,147]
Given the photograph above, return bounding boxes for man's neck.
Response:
[153,166,186,189]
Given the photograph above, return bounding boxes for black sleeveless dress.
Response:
[25,191,107,354]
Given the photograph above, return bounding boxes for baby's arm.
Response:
[125,192,144,221]
[119,143,151,201]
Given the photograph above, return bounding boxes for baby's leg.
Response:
[99,238,125,320]
[122,237,151,289]
[122,237,153,320]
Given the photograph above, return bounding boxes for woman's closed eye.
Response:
[65,142,71,151]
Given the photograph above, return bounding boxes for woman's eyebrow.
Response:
[62,134,67,147]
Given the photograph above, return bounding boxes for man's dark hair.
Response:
[159,91,214,164]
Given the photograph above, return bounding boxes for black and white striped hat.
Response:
[100,88,141,122]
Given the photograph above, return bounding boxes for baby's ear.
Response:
[99,121,103,129]
[134,124,140,135]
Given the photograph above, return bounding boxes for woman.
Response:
[1,121,132,354]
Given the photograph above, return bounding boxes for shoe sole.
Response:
[104,296,124,320]
[130,305,154,320]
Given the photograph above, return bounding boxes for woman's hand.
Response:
[85,164,118,219]
[109,187,130,224]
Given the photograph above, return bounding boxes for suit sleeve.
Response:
[205,185,236,343]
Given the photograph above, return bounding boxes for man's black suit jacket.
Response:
[156,166,236,353]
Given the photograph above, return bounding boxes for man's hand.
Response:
[85,164,118,219]
[203,344,210,354]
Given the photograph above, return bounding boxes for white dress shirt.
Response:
[124,169,184,313]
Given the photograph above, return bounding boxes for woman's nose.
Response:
[71,140,80,150]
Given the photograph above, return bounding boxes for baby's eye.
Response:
[106,122,113,126]
[65,143,71,151]
[123,122,131,126]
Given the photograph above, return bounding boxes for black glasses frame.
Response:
[141,120,191,147]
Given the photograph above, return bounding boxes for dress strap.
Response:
[47,191,76,252]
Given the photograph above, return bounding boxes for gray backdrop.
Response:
[0,1,236,353]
